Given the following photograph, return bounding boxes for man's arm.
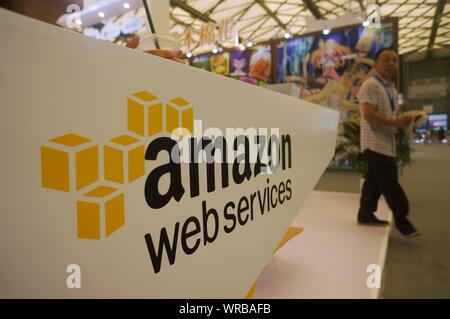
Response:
[361,103,412,128]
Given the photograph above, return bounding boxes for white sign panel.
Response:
[0,9,339,298]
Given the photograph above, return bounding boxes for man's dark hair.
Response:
[374,47,397,62]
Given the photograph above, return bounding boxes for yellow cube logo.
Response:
[166,97,193,134]
[41,90,195,240]
[77,185,125,239]
[41,133,99,192]
[104,134,145,184]
[127,90,163,137]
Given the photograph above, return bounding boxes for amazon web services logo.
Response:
[41,89,293,274]
[40,91,193,240]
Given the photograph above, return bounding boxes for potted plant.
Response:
[332,120,412,188]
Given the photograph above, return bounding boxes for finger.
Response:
[144,49,178,59]
[126,36,140,49]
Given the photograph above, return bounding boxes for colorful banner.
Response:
[277,22,395,123]
[230,50,252,76]
[249,45,272,82]
[210,52,230,76]
[191,54,211,72]
[191,44,272,86]
[189,21,395,170]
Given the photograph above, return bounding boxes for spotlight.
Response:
[123,2,130,9]
[212,47,218,54]
[322,27,330,35]
[246,41,254,48]
[98,12,105,18]
[186,52,192,58]
[284,32,292,39]
[362,20,370,27]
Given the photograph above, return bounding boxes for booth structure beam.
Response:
[428,0,446,56]
[234,2,258,21]
[170,0,215,23]
[205,0,226,16]
[302,0,323,20]
[171,16,190,28]
[357,0,365,13]
[255,0,287,30]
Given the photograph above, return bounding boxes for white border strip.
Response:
[370,209,392,299]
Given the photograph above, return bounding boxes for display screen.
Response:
[428,113,448,130]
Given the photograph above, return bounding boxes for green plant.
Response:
[333,121,412,176]
[396,126,412,168]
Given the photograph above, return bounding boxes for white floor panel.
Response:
[253,191,391,299]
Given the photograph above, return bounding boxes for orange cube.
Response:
[41,133,98,192]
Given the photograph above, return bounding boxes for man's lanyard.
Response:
[374,75,396,112]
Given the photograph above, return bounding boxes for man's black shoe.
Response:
[398,226,421,238]
[396,219,421,238]
[358,216,390,226]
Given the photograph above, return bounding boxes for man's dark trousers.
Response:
[358,149,410,230]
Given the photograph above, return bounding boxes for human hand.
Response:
[395,115,413,128]
[126,36,185,63]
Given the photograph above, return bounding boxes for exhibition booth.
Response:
[0,7,339,298]
[1,0,447,299]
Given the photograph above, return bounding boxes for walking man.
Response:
[358,48,420,237]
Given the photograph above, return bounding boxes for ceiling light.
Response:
[98,12,105,18]
[212,48,218,54]
[123,2,130,9]
[186,52,192,58]
[322,27,331,35]
[246,41,254,48]
[284,32,292,39]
